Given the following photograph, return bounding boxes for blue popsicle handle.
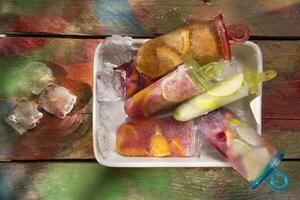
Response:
[267,168,289,192]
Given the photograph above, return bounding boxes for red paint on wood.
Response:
[0,38,48,56]
[263,119,300,132]
[11,15,69,33]
[263,73,300,120]
[11,113,84,160]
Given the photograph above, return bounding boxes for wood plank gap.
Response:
[284,158,300,162]
[0,159,97,163]
[1,32,300,41]
[2,158,299,163]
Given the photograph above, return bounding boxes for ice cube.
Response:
[215,58,243,81]
[38,84,77,118]
[5,98,43,135]
[100,35,134,67]
[99,101,127,131]
[96,64,126,101]
[96,101,126,159]
[96,35,136,101]
[20,61,53,95]
[96,126,115,159]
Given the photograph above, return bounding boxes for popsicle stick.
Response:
[0,161,299,199]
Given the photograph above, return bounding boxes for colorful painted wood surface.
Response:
[258,41,300,159]
[0,162,299,200]
[0,37,98,160]
[0,1,299,36]
[0,39,299,160]
[0,1,299,199]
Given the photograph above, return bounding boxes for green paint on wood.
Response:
[0,49,52,98]
[34,164,125,200]
[0,162,297,200]
[33,164,172,200]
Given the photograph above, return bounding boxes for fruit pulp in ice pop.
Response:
[125,61,224,118]
[199,109,277,181]
[116,117,196,157]
[125,65,200,117]
[136,17,224,79]
[174,72,246,121]
[114,61,153,98]
[174,69,277,121]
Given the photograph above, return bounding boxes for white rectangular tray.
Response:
[93,40,262,167]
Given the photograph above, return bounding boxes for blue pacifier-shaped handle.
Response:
[267,168,289,192]
[250,152,289,192]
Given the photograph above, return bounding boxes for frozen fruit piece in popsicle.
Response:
[116,124,149,156]
[125,60,224,118]
[170,139,185,157]
[38,84,77,118]
[136,14,249,78]
[207,73,243,96]
[116,117,195,157]
[236,126,262,146]
[174,68,277,121]
[174,72,246,121]
[161,29,190,55]
[199,109,289,191]
[156,46,182,76]
[150,128,171,157]
[230,139,251,157]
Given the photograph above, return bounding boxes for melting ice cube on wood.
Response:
[38,84,77,118]
[21,61,53,95]
[5,98,43,135]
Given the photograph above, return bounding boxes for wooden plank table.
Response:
[0,1,299,199]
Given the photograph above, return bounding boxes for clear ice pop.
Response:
[136,14,249,78]
[125,60,224,118]
[116,117,197,157]
[174,68,277,121]
[199,109,289,192]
